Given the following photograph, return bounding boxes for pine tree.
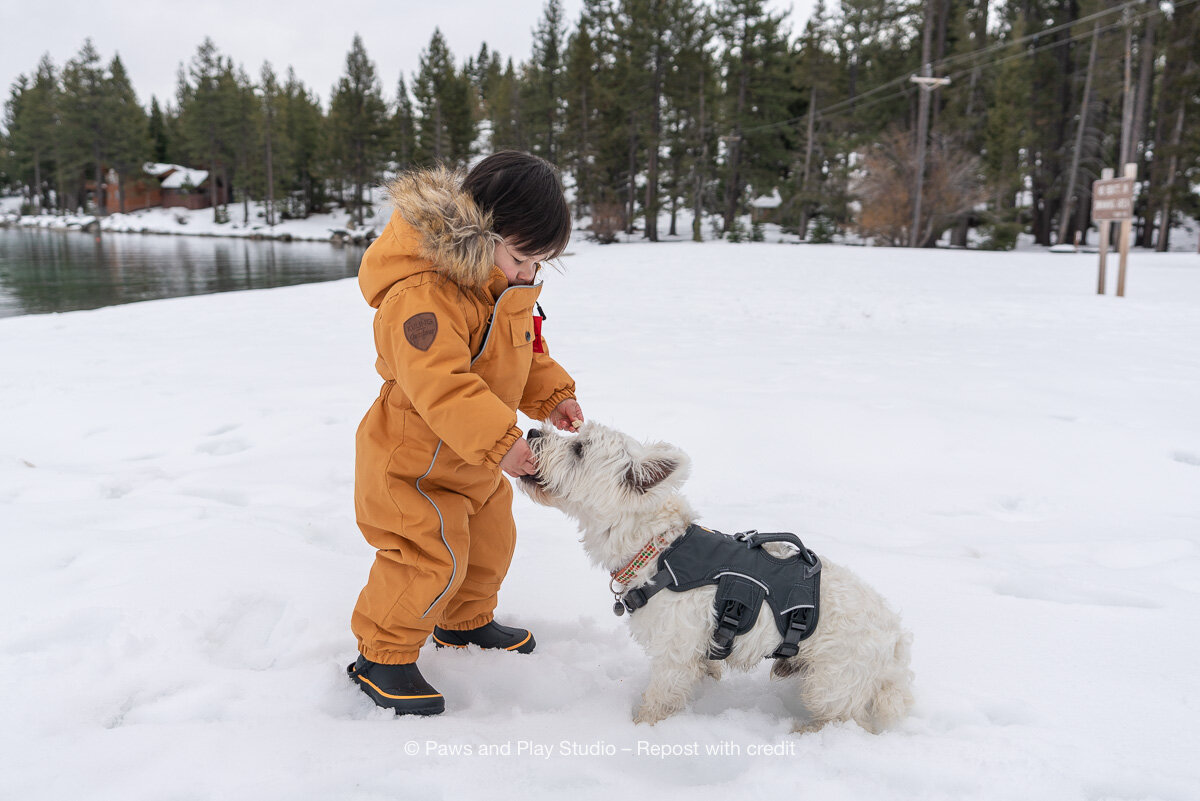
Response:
[391,75,417,169]
[607,0,651,233]
[662,4,717,240]
[3,75,35,206]
[788,2,830,237]
[412,29,476,166]
[1144,0,1200,250]
[148,97,170,163]
[225,64,261,225]
[282,68,324,216]
[526,0,568,162]
[4,55,59,212]
[468,46,505,151]
[60,39,112,215]
[177,38,238,220]
[258,62,290,226]
[328,35,388,226]
[563,13,600,215]
[981,19,1030,235]
[488,58,528,152]
[715,0,796,232]
[105,54,149,214]
[570,0,637,234]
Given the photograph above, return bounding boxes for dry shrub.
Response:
[589,202,626,244]
[855,128,985,247]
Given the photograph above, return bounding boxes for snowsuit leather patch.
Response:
[403,312,438,351]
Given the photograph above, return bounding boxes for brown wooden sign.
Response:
[1093,177,1135,221]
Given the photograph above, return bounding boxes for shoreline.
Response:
[0,211,379,246]
[0,194,390,246]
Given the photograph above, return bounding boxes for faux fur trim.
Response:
[386,165,498,289]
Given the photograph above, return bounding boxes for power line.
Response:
[932,0,1145,74]
[824,4,1172,125]
[736,0,1197,137]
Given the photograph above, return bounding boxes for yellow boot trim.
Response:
[505,631,533,650]
[431,634,468,648]
[355,674,443,701]
[431,630,533,650]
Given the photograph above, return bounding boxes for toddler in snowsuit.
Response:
[347,152,583,715]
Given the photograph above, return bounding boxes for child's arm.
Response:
[518,329,578,425]
[378,282,522,468]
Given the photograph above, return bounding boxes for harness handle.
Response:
[735,530,818,567]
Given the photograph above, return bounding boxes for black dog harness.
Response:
[614,525,822,660]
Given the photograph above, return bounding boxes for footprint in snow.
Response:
[195,437,251,456]
[1171,450,1200,467]
[994,577,1160,609]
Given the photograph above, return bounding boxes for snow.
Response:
[2,240,1199,800]
[158,168,210,190]
[750,189,783,209]
[142,162,210,190]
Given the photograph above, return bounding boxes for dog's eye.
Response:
[571,440,584,458]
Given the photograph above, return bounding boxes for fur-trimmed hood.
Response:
[359,166,499,308]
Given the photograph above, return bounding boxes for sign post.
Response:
[1116,163,1136,297]
[1094,168,1114,294]
[1092,163,1137,297]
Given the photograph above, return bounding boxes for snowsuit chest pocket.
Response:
[509,312,534,348]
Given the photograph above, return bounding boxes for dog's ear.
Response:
[624,444,687,494]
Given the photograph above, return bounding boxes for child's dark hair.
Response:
[464,151,571,259]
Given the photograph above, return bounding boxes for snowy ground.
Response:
[2,241,1199,800]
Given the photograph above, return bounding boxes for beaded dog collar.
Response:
[610,533,673,590]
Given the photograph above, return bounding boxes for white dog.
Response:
[519,422,914,733]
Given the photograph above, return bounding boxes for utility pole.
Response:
[909,69,952,248]
[1119,13,1135,166]
[909,0,951,248]
[799,86,817,239]
[1058,22,1100,247]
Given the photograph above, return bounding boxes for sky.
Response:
[1,0,816,113]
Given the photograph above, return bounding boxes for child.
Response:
[347,152,583,715]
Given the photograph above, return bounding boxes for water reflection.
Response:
[0,228,366,317]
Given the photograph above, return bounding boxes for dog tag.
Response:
[612,601,626,616]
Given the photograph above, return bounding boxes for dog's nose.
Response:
[526,429,543,441]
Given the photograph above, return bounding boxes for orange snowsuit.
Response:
[351,167,575,665]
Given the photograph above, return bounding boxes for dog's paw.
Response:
[633,704,667,725]
[704,661,724,680]
[791,718,831,735]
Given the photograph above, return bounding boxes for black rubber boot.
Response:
[346,655,445,715]
[432,620,536,654]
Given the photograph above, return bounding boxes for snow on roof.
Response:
[750,188,782,209]
[142,162,209,189]
[160,168,208,189]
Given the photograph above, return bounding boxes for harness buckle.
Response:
[734,529,760,548]
[709,599,750,660]
[772,607,813,659]
[718,603,743,630]
[613,587,649,616]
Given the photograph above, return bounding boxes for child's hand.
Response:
[549,399,584,432]
[499,437,538,477]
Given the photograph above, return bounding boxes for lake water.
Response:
[0,227,366,318]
